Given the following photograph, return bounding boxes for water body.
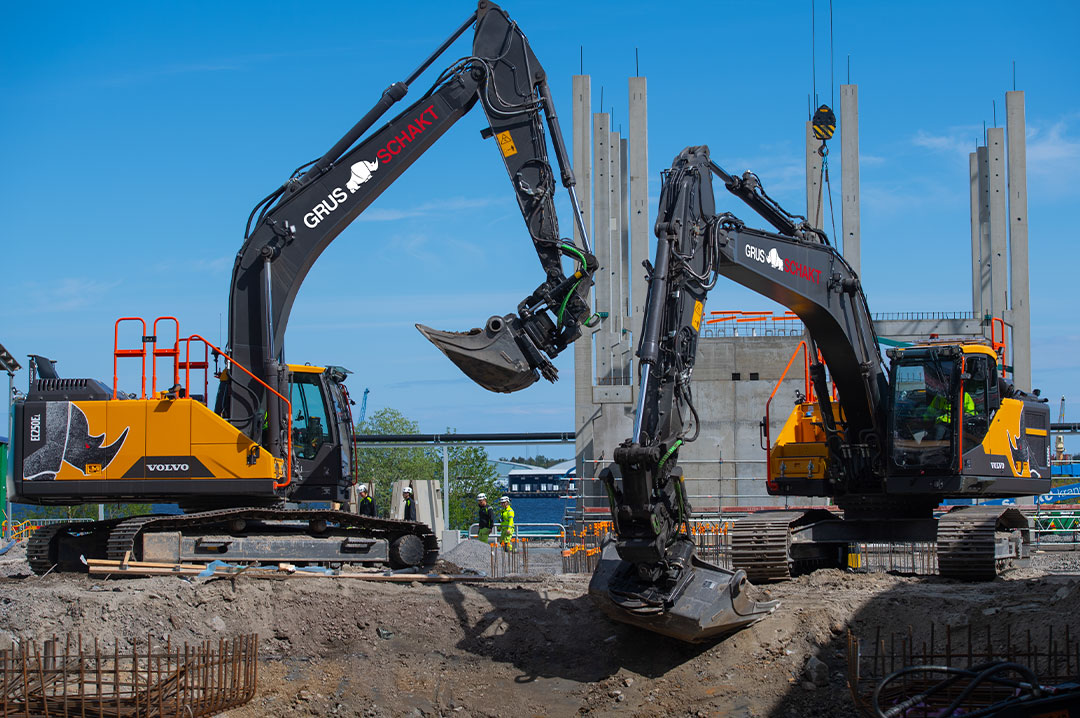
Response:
[505,496,576,528]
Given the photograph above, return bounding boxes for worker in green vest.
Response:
[498,495,515,552]
[924,384,975,440]
[476,493,495,543]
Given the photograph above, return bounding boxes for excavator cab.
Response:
[283,364,354,504]
[888,346,964,472]
[886,342,1050,494]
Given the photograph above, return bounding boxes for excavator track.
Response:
[729,511,805,582]
[26,523,67,575]
[936,506,1028,581]
[27,518,127,575]
[30,508,439,575]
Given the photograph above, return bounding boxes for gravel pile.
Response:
[1032,549,1080,574]
[441,537,565,577]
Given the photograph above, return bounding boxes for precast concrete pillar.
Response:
[805,121,823,229]
[969,152,982,317]
[571,75,594,482]
[977,145,991,327]
[608,127,628,383]
[1006,91,1031,390]
[840,85,860,274]
[593,112,614,384]
[987,128,1008,326]
[628,76,649,405]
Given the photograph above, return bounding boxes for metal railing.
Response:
[465,522,565,541]
[2,518,95,543]
[1031,508,1080,548]
[871,311,975,321]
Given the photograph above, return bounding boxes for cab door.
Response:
[287,370,347,503]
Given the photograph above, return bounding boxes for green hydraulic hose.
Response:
[657,439,683,472]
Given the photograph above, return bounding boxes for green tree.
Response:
[354,408,434,517]
[444,441,500,531]
[354,408,501,528]
[499,454,568,469]
[16,503,153,521]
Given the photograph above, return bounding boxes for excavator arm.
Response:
[222,0,596,451]
[589,146,778,642]
[591,145,889,641]
[707,159,888,485]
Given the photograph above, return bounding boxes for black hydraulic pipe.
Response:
[633,232,674,443]
[309,83,409,175]
[403,10,478,87]
[708,160,800,237]
[538,79,591,254]
[309,9,479,176]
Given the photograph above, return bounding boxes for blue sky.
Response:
[2,1,1078,457]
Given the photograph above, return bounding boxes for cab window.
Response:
[290,374,331,459]
[962,355,991,450]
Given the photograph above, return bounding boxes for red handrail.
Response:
[179,336,210,403]
[185,334,293,489]
[113,317,148,399]
[151,316,180,396]
[763,340,811,492]
[989,316,1008,378]
[957,355,965,471]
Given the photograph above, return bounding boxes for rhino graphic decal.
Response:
[766,248,785,271]
[1007,428,1040,478]
[22,402,129,481]
[345,159,380,192]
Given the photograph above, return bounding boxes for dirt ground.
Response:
[0,543,1076,718]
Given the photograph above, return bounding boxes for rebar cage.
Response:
[0,633,258,718]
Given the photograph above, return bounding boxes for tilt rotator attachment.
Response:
[417,243,597,393]
[587,442,778,643]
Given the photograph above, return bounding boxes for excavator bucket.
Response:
[416,315,540,394]
[588,538,778,643]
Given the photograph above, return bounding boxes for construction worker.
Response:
[357,484,375,517]
[924,383,975,440]
[402,486,416,522]
[476,493,495,543]
[497,495,515,552]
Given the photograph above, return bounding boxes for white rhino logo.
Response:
[766,248,784,271]
[346,159,380,192]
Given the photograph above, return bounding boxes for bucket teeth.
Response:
[416,315,540,394]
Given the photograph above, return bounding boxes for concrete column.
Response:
[805,121,823,229]
[840,85,860,274]
[593,113,612,383]
[620,138,630,313]
[977,145,991,325]
[571,75,594,482]
[969,152,982,317]
[628,77,649,404]
[608,128,627,381]
[987,128,1008,324]
[1006,91,1031,390]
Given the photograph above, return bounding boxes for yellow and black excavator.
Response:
[588,146,1050,641]
[11,0,598,575]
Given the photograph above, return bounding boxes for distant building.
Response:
[487,459,536,492]
[507,460,576,498]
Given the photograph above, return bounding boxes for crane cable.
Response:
[821,149,838,244]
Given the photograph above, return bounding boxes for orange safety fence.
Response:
[560,519,735,573]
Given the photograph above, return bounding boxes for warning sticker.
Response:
[691,300,704,332]
[496,130,518,157]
